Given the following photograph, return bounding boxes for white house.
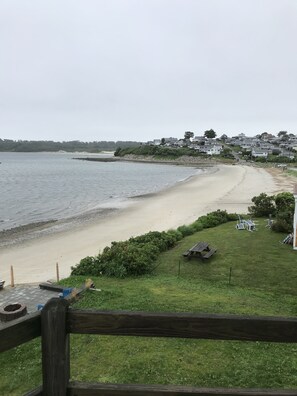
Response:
[205,144,223,155]
[251,149,268,158]
[152,139,161,145]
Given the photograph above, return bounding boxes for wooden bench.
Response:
[182,242,217,261]
[202,248,216,259]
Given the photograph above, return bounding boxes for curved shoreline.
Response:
[0,165,204,247]
[0,164,295,284]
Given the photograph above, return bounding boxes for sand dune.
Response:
[0,164,294,285]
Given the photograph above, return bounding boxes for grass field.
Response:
[1,219,297,395]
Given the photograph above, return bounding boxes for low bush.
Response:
[249,193,276,217]
[249,192,294,234]
[192,221,204,232]
[271,210,293,233]
[71,256,100,276]
[227,212,239,221]
[71,210,236,278]
[72,241,159,278]
[177,224,196,236]
[129,231,179,251]
[197,210,229,228]
[166,229,183,241]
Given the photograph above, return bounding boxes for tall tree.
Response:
[204,129,216,139]
[184,131,194,140]
[278,131,288,138]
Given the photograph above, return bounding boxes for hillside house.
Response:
[251,149,268,158]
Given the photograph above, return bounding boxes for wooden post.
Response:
[56,262,60,283]
[10,265,15,287]
[228,267,232,285]
[293,184,297,250]
[41,298,70,396]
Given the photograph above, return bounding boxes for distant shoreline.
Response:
[74,154,216,167]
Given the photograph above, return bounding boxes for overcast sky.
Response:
[1,0,297,142]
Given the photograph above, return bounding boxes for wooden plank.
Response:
[67,382,297,396]
[0,311,41,353]
[67,310,297,343]
[23,386,43,395]
[190,242,209,253]
[203,249,216,259]
[39,282,64,292]
[41,297,70,396]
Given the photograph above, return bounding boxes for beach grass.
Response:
[1,219,297,394]
[287,169,297,178]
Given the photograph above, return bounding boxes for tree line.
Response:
[0,139,141,152]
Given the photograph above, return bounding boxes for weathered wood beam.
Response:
[39,282,64,292]
[67,310,297,343]
[23,386,43,396]
[67,382,297,396]
[0,311,40,353]
[41,298,70,396]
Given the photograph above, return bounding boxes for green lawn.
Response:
[1,219,297,395]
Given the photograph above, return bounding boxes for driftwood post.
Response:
[10,265,14,287]
[41,298,70,396]
[56,262,60,282]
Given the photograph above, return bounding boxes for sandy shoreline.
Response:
[0,164,295,285]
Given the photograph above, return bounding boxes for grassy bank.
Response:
[1,219,297,394]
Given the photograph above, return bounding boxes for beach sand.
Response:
[0,164,295,285]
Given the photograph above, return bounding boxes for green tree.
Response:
[220,134,228,141]
[184,131,194,140]
[248,193,276,217]
[275,192,294,214]
[271,192,295,233]
[260,132,269,140]
[278,131,289,141]
[278,131,288,137]
[204,129,216,139]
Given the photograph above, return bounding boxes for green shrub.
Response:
[227,212,239,221]
[166,229,183,241]
[275,192,294,214]
[129,231,178,252]
[249,193,276,217]
[114,145,203,159]
[71,256,100,276]
[192,221,204,232]
[195,210,229,228]
[177,225,196,236]
[71,241,159,278]
[71,210,236,278]
[271,210,294,233]
[248,192,294,234]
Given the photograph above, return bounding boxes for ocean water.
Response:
[0,152,200,235]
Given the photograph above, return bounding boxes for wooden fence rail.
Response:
[0,297,296,396]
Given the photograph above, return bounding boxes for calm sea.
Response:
[0,152,200,239]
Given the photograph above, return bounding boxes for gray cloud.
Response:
[1,0,297,141]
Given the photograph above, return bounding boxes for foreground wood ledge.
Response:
[2,299,297,395]
[0,311,40,353]
[67,382,297,396]
[25,383,297,396]
[67,309,297,342]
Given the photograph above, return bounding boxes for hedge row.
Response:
[71,210,237,278]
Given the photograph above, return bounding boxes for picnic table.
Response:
[182,241,216,260]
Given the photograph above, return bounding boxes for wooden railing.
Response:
[1,297,297,396]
